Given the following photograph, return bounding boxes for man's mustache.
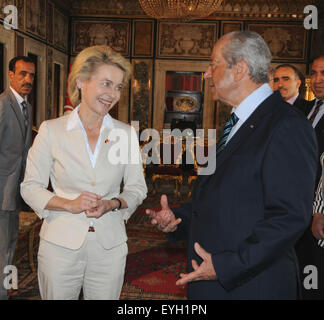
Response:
[22,83,32,88]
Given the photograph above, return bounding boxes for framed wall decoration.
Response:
[46,1,54,45]
[24,36,47,127]
[46,47,53,120]
[132,20,154,57]
[130,59,153,129]
[247,23,307,61]
[221,21,243,36]
[53,8,68,52]
[157,21,218,59]
[0,24,15,88]
[25,0,46,39]
[310,19,324,61]
[16,0,25,31]
[0,0,24,31]
[71,20,130,56]
[0,0,12,20]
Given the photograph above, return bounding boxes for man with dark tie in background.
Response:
[146,31,317,299]
[304,55,324,167]
[295,54,324,300]
[0,56,35,300]
[272,63,308,112]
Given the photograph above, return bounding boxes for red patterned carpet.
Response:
[9,183,189,300]
[120,205,187,300]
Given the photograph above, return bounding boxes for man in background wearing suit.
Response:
[146,31,317,299]
[0,56,35,300]
[273,63,308,112]
[295,54,324,300]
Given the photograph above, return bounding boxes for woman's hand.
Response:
[85,199,119,219]
[65,191,102,214]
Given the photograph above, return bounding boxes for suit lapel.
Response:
[6,88,26,139]
[194,92,277,201]
[94,127,112,168]
[66,129,94,171]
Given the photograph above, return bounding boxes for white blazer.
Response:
[21,112,147,250]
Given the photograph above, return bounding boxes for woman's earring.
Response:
[78,88,82,100]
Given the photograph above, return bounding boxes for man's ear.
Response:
[233,60,249,81]
[8,70,14,80]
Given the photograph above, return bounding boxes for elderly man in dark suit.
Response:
[146,31,317,299]
[295,54,324,300]
[0,56,35,300]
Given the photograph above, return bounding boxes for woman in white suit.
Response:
[21,46,147,300]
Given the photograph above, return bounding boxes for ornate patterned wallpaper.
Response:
[157,22,217,59]
[26,0,46,39]
[131,59,152,129]
[71,20,130,55]
[248,24,307,60]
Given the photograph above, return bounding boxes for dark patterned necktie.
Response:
[216,112,239,156]
[21,101,29,130]
[309,100,323,124]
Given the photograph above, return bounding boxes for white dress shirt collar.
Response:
[10,86,26,111]
[66,104,115,168]
[226,84,273,144]
[66,104,115,131]
[234,83,273,122]
[286,93,299,106]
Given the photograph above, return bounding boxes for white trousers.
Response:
[37,232,127,300]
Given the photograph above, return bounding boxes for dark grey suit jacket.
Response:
[0,88,32,211]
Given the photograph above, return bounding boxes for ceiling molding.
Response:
[68,0,316,20]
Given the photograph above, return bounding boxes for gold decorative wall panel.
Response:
[248,23,307,61]
[132,20,154,57]
[130,59,153,129]
[53,8,69,51]
[157,21,217,59]
[71,20,130,56]
[26,0,46,39]
[221,21,243,35]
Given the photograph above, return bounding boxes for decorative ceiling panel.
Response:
[68,0,317,19]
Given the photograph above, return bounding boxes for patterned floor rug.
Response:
[9,181,190,300]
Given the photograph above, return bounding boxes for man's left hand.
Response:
[176,242,217,286]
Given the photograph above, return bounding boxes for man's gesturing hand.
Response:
[145,194,181,233]
[176,242,217,286]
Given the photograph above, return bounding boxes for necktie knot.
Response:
[216,112,239,155]
[229,112,239,127]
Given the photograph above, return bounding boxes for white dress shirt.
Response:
[227,83,273,144]
[66,105,116,227]
[286,93,299,106]
[66,104,115,168]
[10,86,26,113]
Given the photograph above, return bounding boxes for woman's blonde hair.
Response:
[68,45,132,107]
